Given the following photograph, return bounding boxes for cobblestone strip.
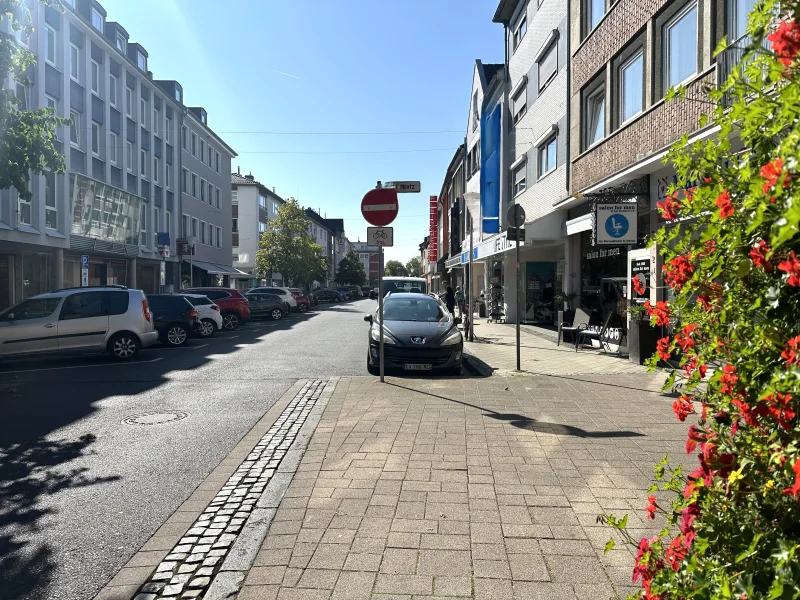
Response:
[133,380,329,600]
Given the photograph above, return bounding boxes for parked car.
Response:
[288,289,312,313]
[380,277,428,296]
[147,295,201,347]
[177,293,222,338]
[361,287,371,297]
[0,286,158,360]
[364,292,462,376]
[336,287,353,300]
[316,289,344,303]
[370,288,379,300]
[247,287,298,312]
[182,287,250,330]
[349,286,363,298]
[306,291,319,306]
[245,292,287,320]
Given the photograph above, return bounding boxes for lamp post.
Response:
[186,235,197,287]
[463,192,480,343]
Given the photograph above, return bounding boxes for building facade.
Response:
[0,0,235,309]
[350,241,379,285]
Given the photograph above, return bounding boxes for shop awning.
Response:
[183,259,244,276]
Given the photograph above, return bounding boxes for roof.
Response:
[324,218,344,234]
[493,0,523,24]
[483,63,504,83]
[305,208,330,229]
[231,173,286,203]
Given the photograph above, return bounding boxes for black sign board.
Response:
[506,227,525,242]
[177,238,194,256]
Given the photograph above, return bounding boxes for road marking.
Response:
[0,357,164,374]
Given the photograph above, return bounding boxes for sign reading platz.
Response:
[384,181,421,193]
[368,227,393,247]
[595,203,638,245]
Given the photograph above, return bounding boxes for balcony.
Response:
[717,34,772,106]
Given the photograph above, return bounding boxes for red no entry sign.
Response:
[361,188,399,227]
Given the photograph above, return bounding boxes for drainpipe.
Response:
[565,0,572,193]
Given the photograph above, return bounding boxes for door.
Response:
[57,291,110,351]
[0,297,62,356]
[248,294,266,316]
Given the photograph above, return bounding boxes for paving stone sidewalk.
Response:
[233,370,691,600]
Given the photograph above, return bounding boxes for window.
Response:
[153,107,161,136]
[1,298,60,321]
[154,156,160,184]
[166,163,172,189]
[127,141,133,171]
[91,121,100,156]
[620,50,644,123]
[539,136,557,178]
[137,51,146,71]
[166,117,173,144]
[587,0,605,33]
[126,87,133,117]
[215,151,220,173]
[18,192,32,225]
[63,0,75,6]
[45,26,56,65]
[216,227,222,248]
[664,3,698,89]
[45,171,57,229]
[512,83,527,124]
[140,203,147,246]
[513,13,527,50]
[472,91,479,131]
[140,98,147,128]
[175,88,181,103]
[200,178,206,202]
[61,292,104,320]
[200,221,206,244]
[232,218,238,233]
[191,217,198,238]
[232,191,238,204]
[216,188,221,209]
[153,207,159,246]
[46,95,57,112]
[192,173,197,197]
[513,162,527,196]
[70,44,79,81]
[15,81,29,110]
[165,211,172,237]
[207,145,213,167]
[208,183,214,206]
[200,140,205,162]
[191,132,197,156]
[585,84,605,147]
[91,8,104,31]
[109,74,117,107]
[182,168,188,193]
[181,126,187,149]
[70,110,80,145]
[182,214,189,236]
[110,132,118,164]
[116,33,126,53]
[91,61,100,94]
[538,39,558,91]
[140,149,147,179]
[730,0,757,41]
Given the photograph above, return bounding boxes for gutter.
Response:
[565,0,571,193]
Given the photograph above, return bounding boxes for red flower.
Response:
[656,336,671,361]
[663,254,695,290]
[645,494,658,520]
[778,250,800,286]
[686,424,706,454]
[657,193,680,220]
[703,239,717,255]
[765,393,797,430]
[716,190,734,219]
[665,536,688,571]
[633,537,652,583]
[784,458,800,497]
[632,276,645,295]
[750,240,773,272]
[732,396,759,428]
[782,335,800,367]
[673,395,695,422]
[647,300,671,326]
[761,158,787,194]
[719,364,739,396]
[768,20,800,67]
[675,324,698,353]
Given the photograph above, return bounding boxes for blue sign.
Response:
[81,255,89,269]
[604,214,629,239]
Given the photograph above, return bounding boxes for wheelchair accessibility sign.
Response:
[595,203,637,245]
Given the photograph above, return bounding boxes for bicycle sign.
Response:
[367,226,393,247]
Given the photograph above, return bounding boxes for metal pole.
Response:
[516,233,521,371]
[468,209,474,342]
[379,245,385,383]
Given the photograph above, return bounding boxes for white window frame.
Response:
[584,84,605,148]
[140,97,147,129]
[664,2,699,90]
[511,78,527,124]
[166,117,173,144]
[91,121,100,156]
[513,11,527,50]
[200,220,207,244]
[45,26,56,66]
[166,210,172,238]
[215,150,220,173]
[191,217,198,238]
[538,135,557,179]
[109,74,117,107]
[153,156,160,184]
[216,188,220,209]
[126,141,134,172]
[44,170,57,229]
[91,8,104,31]
[192,173,198,198]
[140,149,147,179]
[200,178,206,203]
[116,33,126,54]
[208,182,213,206]
[153,206,160,247]
[91,60,100,95]
[69,44,80,81]
[137,51,146,71]
[125,87,133,118]
[182,167,189,193]
[619,49,644,125]
[200,139,205,162]
[181,125,187,149]
[140,203,148,247]
[587,0,605,34]
[536,35,558,92]
[153,106,161,137]
[182,213,189,236]
[216,226,222,248]
[70,109,80,146]
[512,161,527,196]
[165,163,172,189]
[110,132,118,165]
[18,193,32,226]
[191,132,197,157]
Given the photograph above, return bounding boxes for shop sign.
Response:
[177,238,194,256]
[457,232,515,264]
[428,195,438,261]
[585,247,623,260]
[595,203,638,245]
[631,257,651,299]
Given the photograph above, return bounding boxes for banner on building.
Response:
[594,203,638,245]
[428,195,438,261]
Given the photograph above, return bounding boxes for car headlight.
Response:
[371,325,395,344]
[441,328,463,346]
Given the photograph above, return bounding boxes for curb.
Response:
[462,351,493,377]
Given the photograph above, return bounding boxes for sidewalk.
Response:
[463,319,647,376]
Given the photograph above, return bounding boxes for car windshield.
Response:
[382,298,446,322]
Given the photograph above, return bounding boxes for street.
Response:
[0,300,373,600]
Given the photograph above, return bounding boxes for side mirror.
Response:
[453,317,462,326]
[364,315,373,324]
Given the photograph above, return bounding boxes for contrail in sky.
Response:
[272,69,301,80]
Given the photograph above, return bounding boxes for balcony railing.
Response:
[717,34,772,106]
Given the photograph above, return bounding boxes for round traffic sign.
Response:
[361,188,399,227]
[507,204,526,228]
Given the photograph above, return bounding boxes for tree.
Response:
[255,199,326,287]
[335,251,366,286]
[1,1,69,199]
[406,257,422,277]
[384,260,409,277]
[603,2,800,597]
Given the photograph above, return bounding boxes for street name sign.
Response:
[384,181,421,193]
[368,226,393,247]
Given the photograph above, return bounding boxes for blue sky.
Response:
[105,0,503,263]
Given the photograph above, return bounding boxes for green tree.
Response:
[255,199,326,286]
[1,0,69,199]
[335,251,366,286]
[603,2,800,598]
[384,260,409,277]
[405,257,422,277]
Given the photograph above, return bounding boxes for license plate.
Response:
[404,364,432,371]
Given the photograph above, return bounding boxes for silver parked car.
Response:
[0,286,159,360]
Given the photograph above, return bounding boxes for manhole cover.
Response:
[123,411,189,426]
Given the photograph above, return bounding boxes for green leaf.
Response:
[768,578,783,599]
[604,538,616,554]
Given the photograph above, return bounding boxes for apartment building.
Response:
[438,145,465,293]
[0,0,235,308]
[229,172,285,291]
[350,241,379,285]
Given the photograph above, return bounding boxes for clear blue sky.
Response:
[105,0,503,263]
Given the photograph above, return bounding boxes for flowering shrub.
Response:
[601,1,800,598]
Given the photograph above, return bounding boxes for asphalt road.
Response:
[0,299,373,600]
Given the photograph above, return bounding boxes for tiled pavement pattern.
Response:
[133,380,329,600]
[235,373,693,600]
[466,320,647,376]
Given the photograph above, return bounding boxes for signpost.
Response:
[368,226,393,247]
[80,255,89,287]
[384,181,421,194]
[507,204,526,371]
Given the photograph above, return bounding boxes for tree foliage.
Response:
[384,260,408,277]
[604,2,800,598]
[405,257,422,277]
[334,251,366,286]
[255,199,326,287]
[1,0,69,199]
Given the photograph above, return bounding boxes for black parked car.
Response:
[245,292,287,320]
[146,295,201,347]
[316,289,344,303]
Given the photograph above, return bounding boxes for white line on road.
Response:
[1,357,164,375]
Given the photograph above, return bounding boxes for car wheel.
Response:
[199,318,216,337]
[298,303,308,313]
[222,312,240,330]
[108,332,140,360]
[270,308,284,321]
[164,324,189,347]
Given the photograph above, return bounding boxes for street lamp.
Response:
[463,192,480,343]
[186,235,197,287]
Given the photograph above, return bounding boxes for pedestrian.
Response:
[455,286,465,317]
[445,285,455,315]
